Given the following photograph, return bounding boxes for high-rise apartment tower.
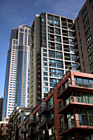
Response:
[29,13,79,107]
[3,25,30,119]
[75,0,93,74]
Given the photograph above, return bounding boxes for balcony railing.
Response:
[57,80,71,98]
[59,120,93,134]
[75,81,93,88]
[58,95,93,113]
[57,80,93,99]
[39,118,47,128]
[38,106,46,116]
[21,126,27,133]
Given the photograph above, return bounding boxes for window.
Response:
[81,46,82,51]
[77,18,79,24]
[49,59,56,67]
[86,35,92,45]
[43,49,47,52]
[49,110,54,121]
[83,13,88,24]
[55,28,61,34]
[66,112,74,129]
[81,7,87,17]
[83,20,89,30]
[72,63,78,68]
[43,58,47,61]
[48,15,53,24]
[43,72,48,76]
[76,92,93,104]
[56,52,62,59]
[43,77,48,81]
[43,62,47,66]
[89,0,93,5]
[82,53,84,59]
[89,52,93,61]
[56,44,62,50]
[90,62,93,70]
[87,42,93,53]
[47,96,54,109]
[43,67,48,71]
[50,78,57,83]
[57,60,63,68]
[57,69,64,74]
[85,27,91,37]
[20,28,24,32]
[54,16,60,27]
[43,82,48,86]
[50,68,56,73]
[83,62,85,67]
[42,14,46,22]
[55,35,61,42]
[74,77,93,88]
[80,39,81,44]
[43,53,47,57]
[43,87,48,92]
[78,109,93,126]
[69,39,74,45]
[49,51,55,58]
[19,33,23,46]
[68,31,73,37]
[78,26,79,30]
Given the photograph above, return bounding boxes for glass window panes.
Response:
[43,87,48,92]
[55,28,61,34]
[43,67,48,71]
[56,44,62,50]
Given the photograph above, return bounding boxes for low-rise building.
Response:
[7,106,31,140]
[0,121,8,140]
[23,70,93,140]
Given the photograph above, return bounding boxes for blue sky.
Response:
[0,0,86,97]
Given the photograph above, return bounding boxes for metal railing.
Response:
[39,118,47,127]
[57,81,71,97]
[39,106,46,115]
[59,120,93,134]
[75,81,93,88]
[57,80,93,98]
[58,95,93,112]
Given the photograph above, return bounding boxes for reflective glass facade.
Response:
[3,25,30,119]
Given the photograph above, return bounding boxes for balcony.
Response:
[58,96,93,114]
[28,116,38,126]
[57,80,93,99]
[28,127,35,138]
[75,81,93,89]
[38,106,49,117]
[64,56,70,60]
[39,118,47,129]
[48,117,55,126]
[57,80,71,99]
[21,126,27,133]
[59,120,93,136]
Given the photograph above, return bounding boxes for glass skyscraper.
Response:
[3,25,30,119]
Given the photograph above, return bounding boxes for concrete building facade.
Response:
[29,13,79,107]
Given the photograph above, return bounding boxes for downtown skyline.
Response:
[0,0,86,97]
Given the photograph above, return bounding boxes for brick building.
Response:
[22,70,93,140]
